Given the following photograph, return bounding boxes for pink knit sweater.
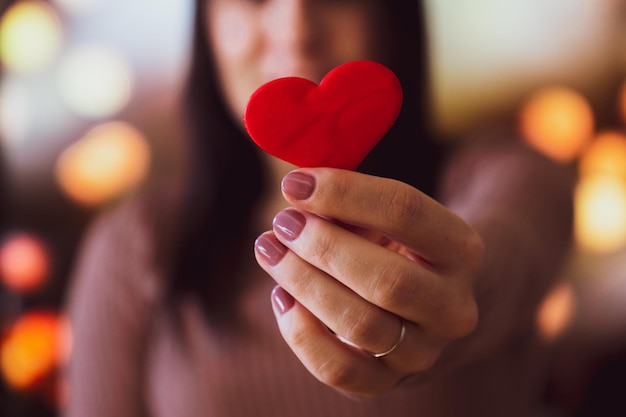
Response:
[64,140,573,417]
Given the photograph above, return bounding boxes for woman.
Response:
[64,0,574,416]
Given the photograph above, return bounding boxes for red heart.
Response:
[243,60,403,170]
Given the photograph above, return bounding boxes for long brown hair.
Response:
[161,0,443,327]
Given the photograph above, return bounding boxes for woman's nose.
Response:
[264,0,319,55]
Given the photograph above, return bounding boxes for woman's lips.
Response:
[261,59,328,83]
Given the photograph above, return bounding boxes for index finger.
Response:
[281,168,483,271]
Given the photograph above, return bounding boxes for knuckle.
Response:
[422,350,441,370]
[310,229,337,268]
[370,261,417,308]
[411,349,442,373]
[462,229,485,271]
[380,182,421,231]
[398,346,443,376]
[286,318,310,350]
[286,266,317,297]
[457,297,480,337]
[441,293,479,340]
[315,358,361,391]
[340,306,380,347]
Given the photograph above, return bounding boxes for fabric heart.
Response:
[243,60,403,170]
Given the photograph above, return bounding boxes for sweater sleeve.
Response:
[63,197,163,417]
[431,134,575,371]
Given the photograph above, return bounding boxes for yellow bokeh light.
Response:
[536,281,576,342]
[579,131,626,180]
[0,312,66,390]
[55,121,151,206]
[0,0,62,74]
[575,175,626,253]
[57,45,132,119]
[519,86,594,163]
[0,232,50,293]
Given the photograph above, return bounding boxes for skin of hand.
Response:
[254,167,485,397]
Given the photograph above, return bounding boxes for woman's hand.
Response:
[254,168,485,397]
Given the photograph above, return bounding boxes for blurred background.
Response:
[0,0,624,416]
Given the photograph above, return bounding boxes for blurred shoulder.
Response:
[439,124,576,200]
[84,179,182,255]
[69,180,183,305]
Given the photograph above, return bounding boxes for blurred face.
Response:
[206,0,389,125]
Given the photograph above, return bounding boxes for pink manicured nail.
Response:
[282,172,315,200]
[255,233,287,266]
[273,210,306,241]
[271,286,294,315]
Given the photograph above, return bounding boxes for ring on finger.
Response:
[367,319,406,359]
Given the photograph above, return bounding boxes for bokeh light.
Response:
[579,131,626,180]
[519,86,594,163]
[0,0,62,74]
[55,121,151,206]
[56,44,132,119]
[0,311,68,390]
[575,175,626,253]
[536,281,576,342]
[0,233,50,294]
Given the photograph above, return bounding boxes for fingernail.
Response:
[271,286,294,315]
[282,171,315,200]
[255,233,287,266]
[273,210,306,241]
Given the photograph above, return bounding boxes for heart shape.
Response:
[243,60,403,170]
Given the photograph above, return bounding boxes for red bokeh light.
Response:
[0,233,50,293]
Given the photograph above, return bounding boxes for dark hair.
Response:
[160,0,443,328]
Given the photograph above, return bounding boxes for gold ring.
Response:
[369,320,406,358]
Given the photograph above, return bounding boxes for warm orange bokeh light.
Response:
[519,86,594,163]
[575,175,626,253]
[536,281,576,342]
[579,131,626,180]
[0,312,68,390]
[0,233,50,293]
[55,121,151,206]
